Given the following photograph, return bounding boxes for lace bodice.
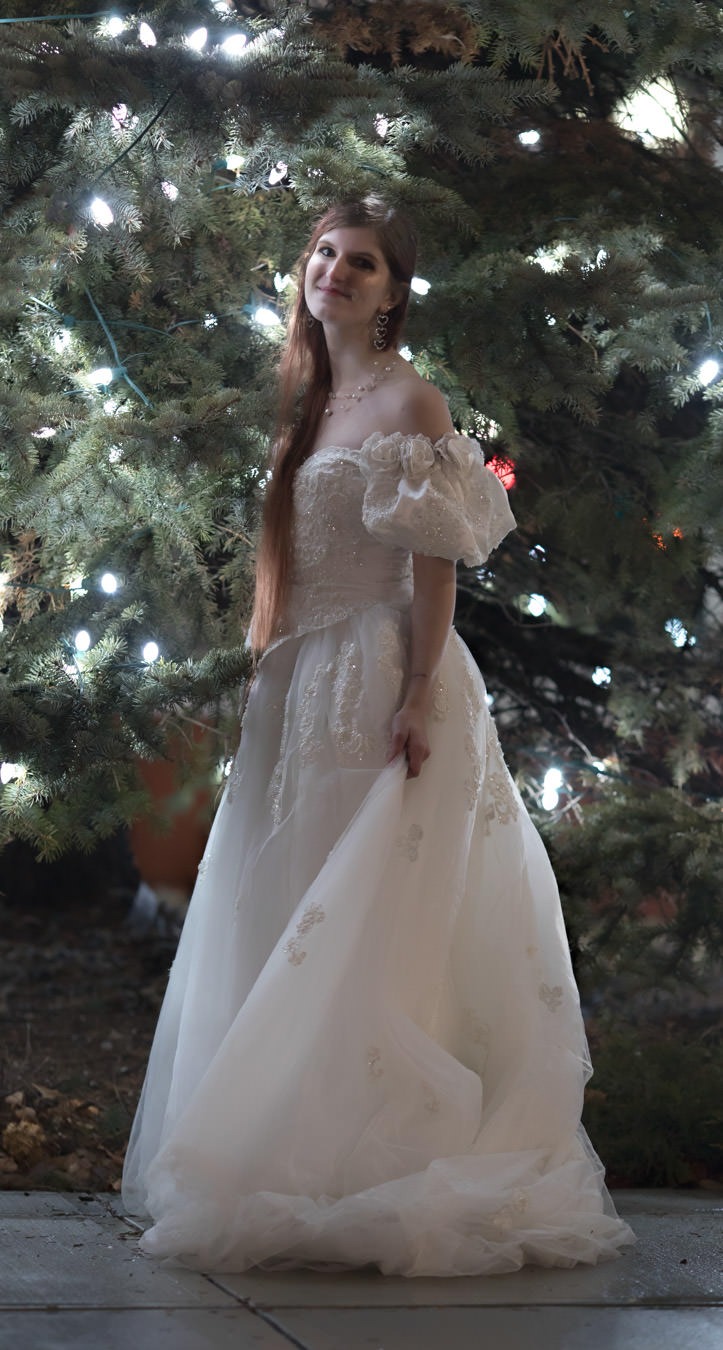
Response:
[276,431,516,645]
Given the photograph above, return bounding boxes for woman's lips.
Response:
[319,285,349,297]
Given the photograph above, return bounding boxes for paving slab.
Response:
[259,1306,723,1350]
[0,1217,237,1309]
[0,1308,293,1350]
[0,1192,81,1218]
[210,1214,722,1309]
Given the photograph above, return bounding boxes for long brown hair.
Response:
[249,196,417,654]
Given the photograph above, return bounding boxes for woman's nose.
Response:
[327,256,349,283]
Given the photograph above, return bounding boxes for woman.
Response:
[122,196,635,1276]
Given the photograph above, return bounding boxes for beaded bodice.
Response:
[283,444,413,640]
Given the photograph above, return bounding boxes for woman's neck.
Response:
[324,324,385,390]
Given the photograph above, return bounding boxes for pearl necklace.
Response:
[323,356,397,416]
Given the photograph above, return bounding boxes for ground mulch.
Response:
[0,885,181,1193]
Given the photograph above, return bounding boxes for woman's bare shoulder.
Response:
[385,360,454,440]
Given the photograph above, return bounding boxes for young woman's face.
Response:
[304,226,398,330]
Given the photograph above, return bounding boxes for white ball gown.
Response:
[122,429,636,1275]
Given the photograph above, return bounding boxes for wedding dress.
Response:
[122,430,635,1275]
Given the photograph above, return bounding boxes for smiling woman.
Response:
[122,196,635,1278]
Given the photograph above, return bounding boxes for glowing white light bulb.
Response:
[223,758,233,777]
[90,197,114,227]
[375,114,389,138]
[399,346,413,361]
[89,367,113,386]
[1,763,24,785]
[111,103,128,128]
[596,248,608,267]
[106,16,125,36]
[592,665,611,686]
[63,663,79,680]
[143,641,159,663]
[161,181,179,200]
[410,276,431,295]
[225,154,244,171]
[698,358,720,386]
[541,788,559,810]
[518,129,540,145]
[544,767,563,792]
[204,313,218,328]
[31,427,56,439]
[253,307,281,327]
[527,593,547,617]
[274,272,292,292]
[139,22,156,46]
[485,692,495,707]
[100,572,118,594]
[614,77,684,146]
[268,161,288,186]
[665,618,693,648]
[108,445,123,463]
[54,329,71,353]
[222,33,247,55]
[186,26,207,50]
[74,629,91,652]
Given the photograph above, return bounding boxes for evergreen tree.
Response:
[1,1,721,1000]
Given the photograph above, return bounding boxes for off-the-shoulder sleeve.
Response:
[358,430,516,566]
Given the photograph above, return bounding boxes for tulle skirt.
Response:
[121,601,635,1275]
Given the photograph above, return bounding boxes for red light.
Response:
[487,455,516,490]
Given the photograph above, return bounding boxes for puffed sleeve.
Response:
[358,430,516,566]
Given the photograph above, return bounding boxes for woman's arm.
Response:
[387,553,456,777]
[386,380,457,776]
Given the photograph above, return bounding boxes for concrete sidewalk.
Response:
[0,1189,720,1349]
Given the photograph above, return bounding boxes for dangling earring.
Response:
[373,310,389,351]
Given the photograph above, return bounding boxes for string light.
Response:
[105,16,125,36]
[274,272,292,292]
[518,129,540,145]
[400,346,413,361]
[225,154,244,171]
[268,161,287,185]
[375,114,389,138]
[410,276,431,295]
[527,594,547,617]
[54,329,72,353]
[161,181,179,200]
[143,641,160,662]
[100,572,118,593]
[74,629,92,652]
[138,22,156,47]
[186,26,207,50]
[203,313,218,328]
[90,196,114,227]
[253,307,281,327]
[665,618,695,648]
[614,77,685,146]
[221,33,247,55]
[592,666,611,686]
[108,446,123,463]
[529,544,546,560]
[541,767,563,811]
[698,358,720,385]
[89,367,113,385]
[111,103,128,128]
[1,763,25,785]
[31,427,56,439]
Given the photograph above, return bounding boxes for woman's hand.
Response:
[387,702,431,778]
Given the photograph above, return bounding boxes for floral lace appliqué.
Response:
[422,1082,440,1114]
[539,982,564,1012]
[377,617,405,698]
[491,1188,529,1231]
[284,901,326,966]
[464,731,483,811]
[481,718,519,831]
[332,640,373,759]
[397,823,423,860]
[367,1046,384,1078]
[431,677,449,722]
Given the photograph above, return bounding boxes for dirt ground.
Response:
[0,884,181,1193]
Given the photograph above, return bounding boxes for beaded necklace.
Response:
[323,355,398,417]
